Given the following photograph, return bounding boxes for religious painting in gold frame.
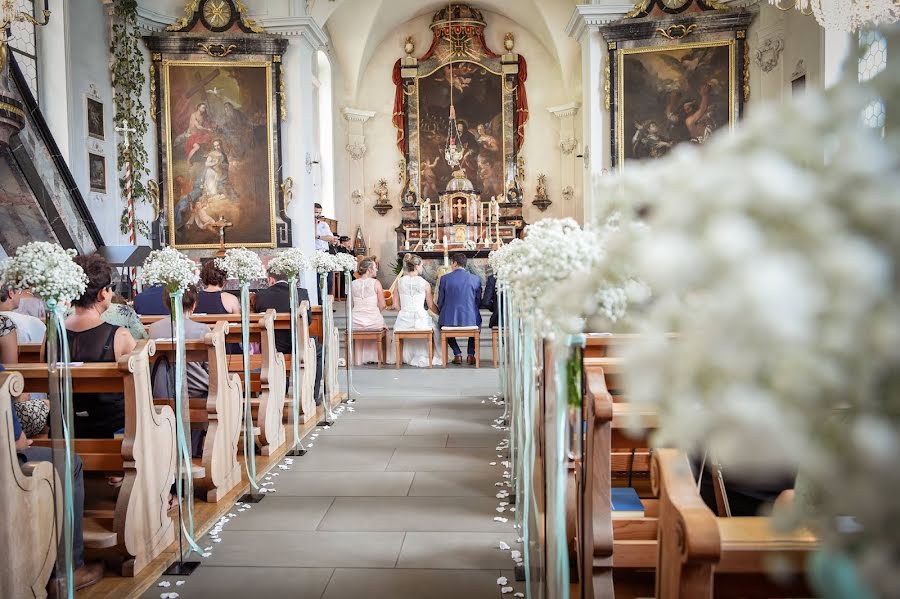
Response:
[162,60,277,249]
[616,39,735,165]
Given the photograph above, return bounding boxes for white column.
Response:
[341,107,376,246]
[547,102,580,221]
[566,3,633,223]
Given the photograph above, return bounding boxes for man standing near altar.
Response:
[437,253,482,365]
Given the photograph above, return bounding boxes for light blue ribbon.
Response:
[288,276,304,450]
[240,283,260,490]
[319,274,334,421]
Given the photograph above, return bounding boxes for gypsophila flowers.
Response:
[217,247,266,284]
[332,252,358,273]
[311,251,340,274]
[141,247,199,293]
[267,248,310,279]
[0,242,87,303]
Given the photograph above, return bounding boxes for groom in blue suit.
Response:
[437,253,483,365]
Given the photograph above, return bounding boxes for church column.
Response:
[267,16,329,296]
[341,108,376,251]
[547,102,580,221]
[566,2,633,223]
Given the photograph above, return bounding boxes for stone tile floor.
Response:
[144,366,523,599]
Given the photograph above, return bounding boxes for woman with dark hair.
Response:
[196,260,240,315]
[65,253,136,438]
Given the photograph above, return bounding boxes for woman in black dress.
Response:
[196,260,240,315]
[65,254,136,438]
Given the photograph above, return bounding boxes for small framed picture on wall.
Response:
[88,152,106,193]
[87,97,104,140]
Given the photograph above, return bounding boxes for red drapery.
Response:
[392,59,407,156]
[516,55,529,150]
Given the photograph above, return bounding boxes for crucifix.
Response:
[214,216,233,257]
[452,197,467,223]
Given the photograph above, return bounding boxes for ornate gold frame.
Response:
[162,59,277,249]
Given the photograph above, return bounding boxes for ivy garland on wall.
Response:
[110,0,151,238]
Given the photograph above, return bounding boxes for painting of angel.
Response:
[619,41,734,163]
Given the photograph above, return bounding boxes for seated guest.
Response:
[254,265,323,404]
[197,260,240,314]
[103,294,148,341]
[148,285,210,400]
[6,367,105,593]
[0,313,17,363]
[693,456,796,517]
[15,289,46,321]
[350,258,393,365]
[66,254,137,438]
[133,284,168,316]
[0,313,50,436]
[481,273,499,329]
[0,284,46,342]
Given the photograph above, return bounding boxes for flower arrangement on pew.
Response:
[609,33,900,598]
[0,241,88,590]
[140,247,202,555]
[217,248,267,492]
[267,248,311,453]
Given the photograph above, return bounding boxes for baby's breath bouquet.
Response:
[333,252,358,273]
[217,247,265,284]
[311,250,340,274]
[0,241,87,304]
[267,248,310,279]
[140,247,199,293]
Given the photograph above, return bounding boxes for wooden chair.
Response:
[351,329,385,367]
[440,326,480,368]
[152,322,243,502]
[394,330,433,369]
[654,449,817,599]
[17,341,177,577]
[0,371,60,599]
[491,327,499,368]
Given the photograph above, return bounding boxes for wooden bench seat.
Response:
[0,371,60,599]
[12,341,177,577]
[653,448,817,598]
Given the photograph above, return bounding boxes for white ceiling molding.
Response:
[566,3,635,43]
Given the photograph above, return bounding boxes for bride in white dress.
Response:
[392,253,442,367]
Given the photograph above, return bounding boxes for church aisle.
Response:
[143,367,519,599]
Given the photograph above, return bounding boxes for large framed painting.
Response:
[599,0,754,169]
[145,0,290,251]
[162,60,276,249]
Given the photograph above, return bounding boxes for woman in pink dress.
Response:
[350,258,392,365]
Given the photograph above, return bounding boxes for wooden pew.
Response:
[15,341,177,577]
[18,342,44,364]
[653,449,817,598]
[152,322,244,502]
[143,311,287,456]
[0,371,60,599]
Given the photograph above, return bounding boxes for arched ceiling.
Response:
[316,0,580,102]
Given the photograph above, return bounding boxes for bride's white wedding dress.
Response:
[393,275,442,367]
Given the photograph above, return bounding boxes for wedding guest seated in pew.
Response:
[4,363,106,594]
[103,294,148,341]
[0,313,50,437]
[0,314,16,364]
[693,454,796,517]
[254,264,323,404]
[197,260,241,315]
[133,284,168,316]
[350,257,393,365]
[481,273,499,328]
[66,254,137,438]
[148,286,211,457]
[0,283,46,342]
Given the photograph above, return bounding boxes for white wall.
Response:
[332,9,576,273]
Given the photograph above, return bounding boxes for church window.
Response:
[6,0,39,99]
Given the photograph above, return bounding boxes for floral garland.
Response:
[110,0,150,238]
[619,34,900,597]
[332,252,358,273]
[267,248,311,279]
[217,248,265,284]
[140,247,199,293]
[0,242,87,304]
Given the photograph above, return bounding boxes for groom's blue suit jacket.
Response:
[437,268,483,328]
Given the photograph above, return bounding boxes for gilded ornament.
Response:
[656,24,698,40]
[202,0,232,27]
[197,42,237,57]
[404,36,415,57]
[234,0,265,33]
[147,179,160,221]
[624,1,651,18]
[166,0,199,31]
[603,60,611,111]
[280,176,294,208]
[149,63,157,121]
[279,69,287,122]
[504,32,515,52]
[743,39,751,102]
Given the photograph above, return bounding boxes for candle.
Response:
[443,234,448,247]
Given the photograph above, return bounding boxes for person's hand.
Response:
[15,431,32,451]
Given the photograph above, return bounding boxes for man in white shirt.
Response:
[314,202,337,251]
[0,284,46,342]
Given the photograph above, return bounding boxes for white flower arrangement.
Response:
[267,248,310,279]
[310,251,340,274]
[463,239,477,251]
[0,241,87,304]
[140,247,199,293]
[423,241,436,252]
[333,252,358,273]
[619,38,900,597]
[217,247,266,284]
[488,218,604,338]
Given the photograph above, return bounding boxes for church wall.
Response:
[332,9,574,281]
